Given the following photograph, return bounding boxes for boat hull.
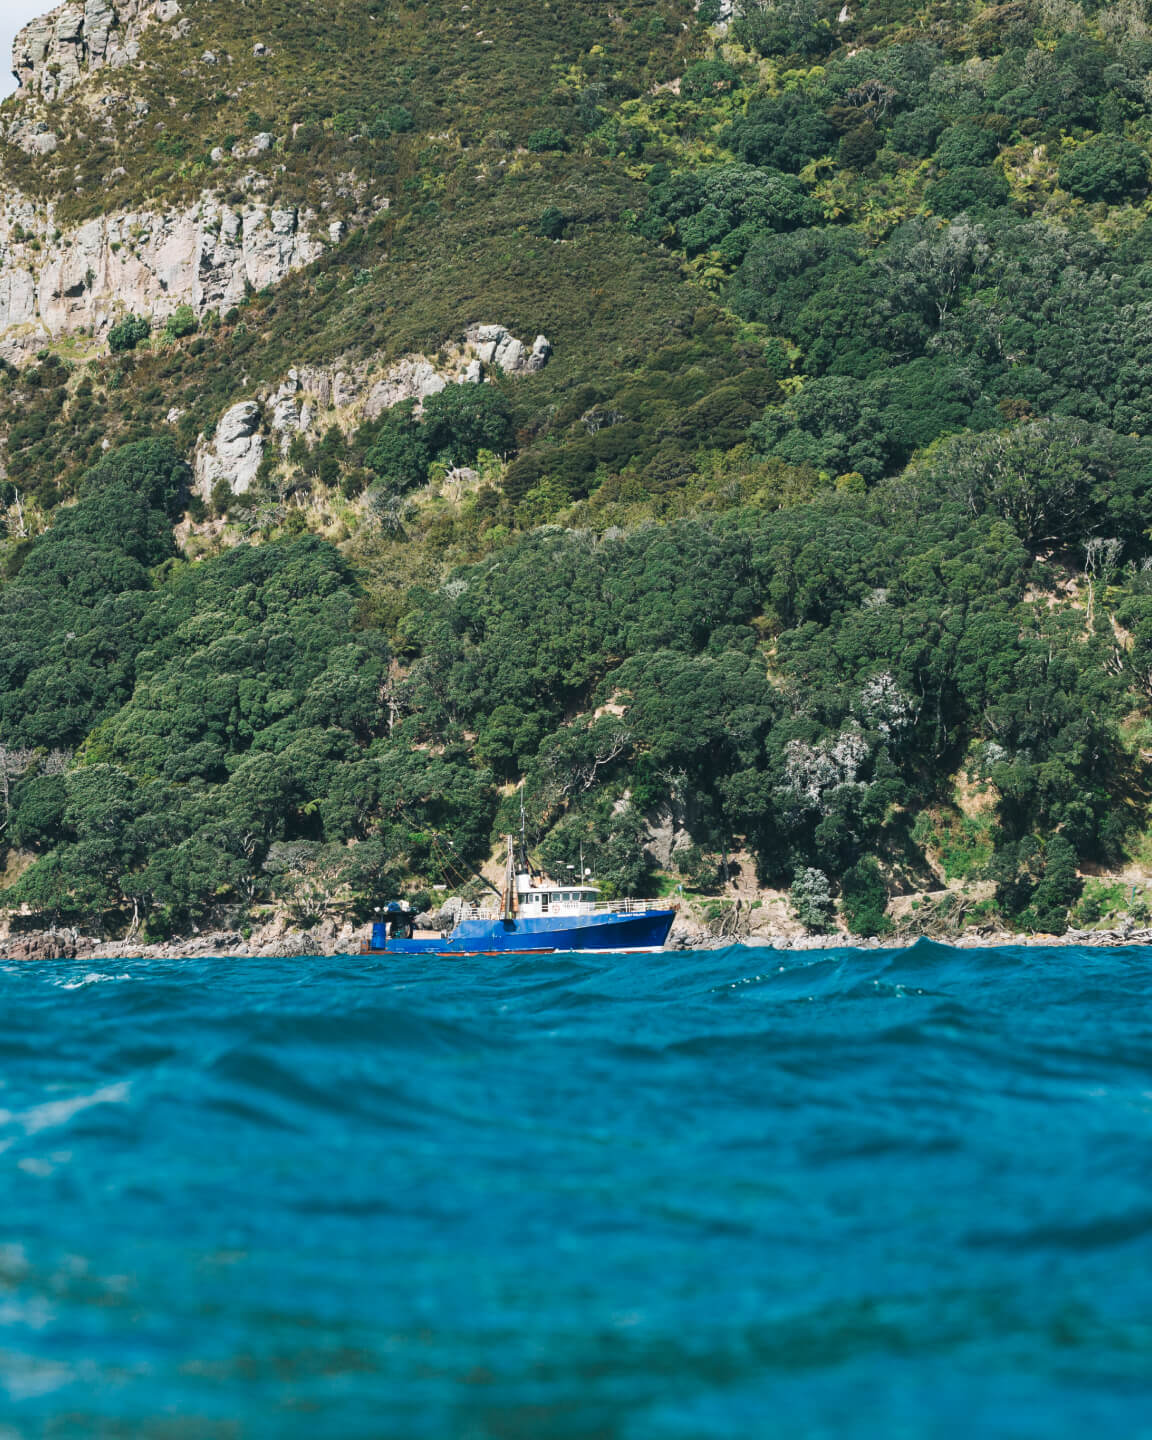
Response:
[368,908,675,956]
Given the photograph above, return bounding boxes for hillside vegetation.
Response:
[6,0,1152,939]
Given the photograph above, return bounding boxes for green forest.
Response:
[6,0,1152,938]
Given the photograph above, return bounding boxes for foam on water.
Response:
[51,972,132,990]
[0,943,1150,1437]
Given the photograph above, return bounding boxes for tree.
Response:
[790,866,834,931]
[840,856,891,936]
[840,122,880,170]
[723,94,836,174]
[644,165,819,259]
[732,0,834,58]
[475,703,547,780]
[421,384,513,463]
[0,746,34,834]
[81,436,191,515]
[879,218,990,327]
[8,772,68,850]
[681,59,740,100]
[1059,137,1149,202]
[991,834,1081,934]
[1025,836,1081,933]
[4,847,117,925]
[753,360,988,481]
[1083,537,1123,629]
[934,123,999,169]
[533,717,633,800]
[925,165,1011,216]
[933,419,1097,548]
[363,403,430,491]
[889,108,944,159]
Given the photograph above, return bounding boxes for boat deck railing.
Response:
[589,898,673,915]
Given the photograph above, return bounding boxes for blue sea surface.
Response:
[1,941,1150,1438]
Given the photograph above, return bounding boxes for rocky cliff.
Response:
[0,0,356,359]
[0,189,328,357]
[12,0,180,102]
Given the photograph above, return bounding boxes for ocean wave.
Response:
[0,1080,131,1148]
[51,972,132,989]
[1,944,1150,1436]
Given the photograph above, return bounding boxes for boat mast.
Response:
[503,834,516,920]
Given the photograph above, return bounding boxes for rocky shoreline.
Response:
[3,920,1151,963]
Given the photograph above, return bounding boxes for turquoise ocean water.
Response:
[1,941,1150,1437]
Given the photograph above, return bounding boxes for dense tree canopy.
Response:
[7,0,1152,937]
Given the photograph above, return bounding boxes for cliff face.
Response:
[0,1,342,357]
[0,190,326,358]
[11,0,178,102]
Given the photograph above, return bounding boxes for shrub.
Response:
[108,314,151,353]
[384,105,415,133]
[1073,879,1128,928]
[525,128,568,153]
[538,205,566,239]
[287,122,324,153]
[163,305,199,341]
[340,468,369,499]
[676,845,722,891]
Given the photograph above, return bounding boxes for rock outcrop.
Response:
[194,401,263,498]
[644,806,694,869]
[11,0,182,101]
[192,322,553,495]
[467,323,552,374]
[362,356,452,419]
[263,324,551,444]
[0,191,328,359]
[298,324,551,428]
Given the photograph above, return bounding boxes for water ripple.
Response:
[0,943,1149,1436]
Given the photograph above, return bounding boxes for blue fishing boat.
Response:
[362,838,675,956]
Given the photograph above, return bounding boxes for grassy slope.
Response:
[1,0,696,219]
